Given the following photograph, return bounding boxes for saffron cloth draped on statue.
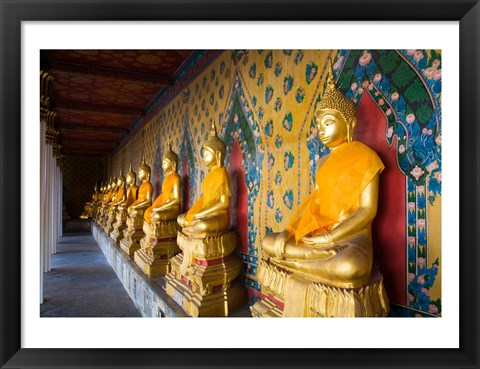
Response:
[185,167,231,225]
[144,172,181,223]
[286,141,384,243]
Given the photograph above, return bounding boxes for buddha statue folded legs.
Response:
[252,63,389,318]
[135,143,182,277]
[165,120,244,317]
[120,159,153,257]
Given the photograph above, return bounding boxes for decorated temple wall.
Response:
[63,154,106,218]
[111,49,442,316]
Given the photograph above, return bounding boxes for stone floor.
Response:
[40,230,141,317]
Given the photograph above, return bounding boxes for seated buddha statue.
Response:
[102,177,117,228]
[105,173,126,235]
[121,158,154,256]
[177,121,231,237]
[135,143,182,277]
[101,179,113,206]
[144,142,181,225]
[127,159,153,217]
[98,179,114,226]
[166,120,244,317]
[254,64,389,317]
[117,165,139,213]
[108,174,126,212]
[111,166,139,243]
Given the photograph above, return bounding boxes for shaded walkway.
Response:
[41,230,141,317]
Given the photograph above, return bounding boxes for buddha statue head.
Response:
[106,179,112,192]
[138,157,151,181]
[126,164,136,186]
[203,119,226,168]
[117,171,126,187]
[162,141,179,173]
[314,62,357,148]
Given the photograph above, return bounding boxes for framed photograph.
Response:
[1,0,478,368]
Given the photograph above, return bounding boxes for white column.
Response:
[40,120,46,304]
[57,166,62,239]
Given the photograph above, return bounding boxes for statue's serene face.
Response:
[203,146,216,167]
[316,112,348,148]
[138,169,146,181]
[162,159,173,172]
[117,179,123,187]
[126,175,133,185]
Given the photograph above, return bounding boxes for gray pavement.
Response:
[40,230,141,317]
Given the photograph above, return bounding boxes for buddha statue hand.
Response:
[272,230,290,259]
[300,232,333,246]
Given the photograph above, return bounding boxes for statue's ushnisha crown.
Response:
[204,119,226,156]
[139,156,151,174]
[316,61,357,123]
[163,141,179,166]
[127,164,136,179]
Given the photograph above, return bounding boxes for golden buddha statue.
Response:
[120,158,154,257]
[94,183,108,222]
[252,64,389,318]
[144,143,181,224]
[80,184,99,219]
[105,173,126,236]
[98,178,115,228]
[176,124,231,237]
[101,177,118,230]
[135,143,182,277]
[166,120,244,317]
[111,165,139,243]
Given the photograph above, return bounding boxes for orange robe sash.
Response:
[108,187,125,210]
[127,181,153,213]
[286,141,384,242]
[144,172,180,223]
[102,190,114,205]
[124,185,138,209]
[185,167,231,224]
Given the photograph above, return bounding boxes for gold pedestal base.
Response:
[110,211,128,244]
[165,230,245,317]
[119,215,145,257]
[105,211,118,236]
[166,273,245,317]
[134,220,180,277]
[252,259,389,317]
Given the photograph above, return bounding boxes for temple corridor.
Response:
[40,229,141,317]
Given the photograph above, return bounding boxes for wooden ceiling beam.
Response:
[62,149,108,156]
[61,137,119,145]
[60,125,128,135]
[54,100,143,116]
[49,60,174,86]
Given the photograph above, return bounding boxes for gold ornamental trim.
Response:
[176,230,237,260]
[256,259,389,317]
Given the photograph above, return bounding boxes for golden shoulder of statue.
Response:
[261,64,384,289]
[177,120,231,237]
[144,142,181,224]
[127,158,153,217]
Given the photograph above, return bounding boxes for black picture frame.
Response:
[1,1,479,368]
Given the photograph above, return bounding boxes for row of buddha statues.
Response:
[86,65,389,317]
